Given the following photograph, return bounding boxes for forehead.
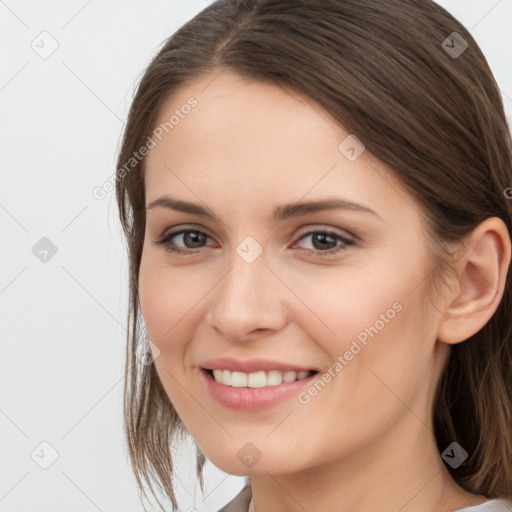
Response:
[144,71,415,224]
[148,70,342,163]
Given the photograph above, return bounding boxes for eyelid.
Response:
[293,224,354,241]
[153,224,215,242]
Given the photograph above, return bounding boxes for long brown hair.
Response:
[115,0,512,509]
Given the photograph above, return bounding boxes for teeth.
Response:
[231,371,247,387]
[283,371,297,383]
[248,371,266,388]
[209,369,314,387]
[267,370,283,386]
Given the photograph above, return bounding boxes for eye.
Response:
[153,228,213,255]
[293,230,355,257]
[153,227,355,257]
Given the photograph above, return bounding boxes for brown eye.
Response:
[295,230,354,256]
[154,229,212,254]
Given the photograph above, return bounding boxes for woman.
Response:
[115,1,512,510]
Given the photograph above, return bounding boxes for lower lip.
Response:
[200,369,317,411]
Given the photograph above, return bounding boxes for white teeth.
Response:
[247,371,267,388]
[231,371,248,387]
[209,368,314,387]
[266,370,283,386]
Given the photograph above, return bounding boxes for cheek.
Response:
[289,261,405,347]
[290,254,429,387]
[138,253,192,348]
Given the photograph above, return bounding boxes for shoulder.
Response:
[216,482,252,512]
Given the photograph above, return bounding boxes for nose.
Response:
[205,247,288,342]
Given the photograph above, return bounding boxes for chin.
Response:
[201,444,300,476]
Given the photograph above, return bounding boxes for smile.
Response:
[200,367,319,410]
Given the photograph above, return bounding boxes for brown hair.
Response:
[115,0,512,509]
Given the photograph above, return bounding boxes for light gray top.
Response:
[217,484,512,512]
[456,499,512,511]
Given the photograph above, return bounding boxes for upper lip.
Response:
[200,357,318,374]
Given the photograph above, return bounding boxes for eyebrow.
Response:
[145,196,381,222]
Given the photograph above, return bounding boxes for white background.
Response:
[1,1,511,510]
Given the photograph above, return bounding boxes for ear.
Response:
[437,217,511,345]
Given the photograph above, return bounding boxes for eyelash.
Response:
[153,228,355,257]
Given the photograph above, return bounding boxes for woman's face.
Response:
[139,70,451,476]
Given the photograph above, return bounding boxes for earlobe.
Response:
[437,217,511,345]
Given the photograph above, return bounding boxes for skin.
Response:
[138,70,511,512]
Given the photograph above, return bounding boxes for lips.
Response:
[199,357,319,410]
